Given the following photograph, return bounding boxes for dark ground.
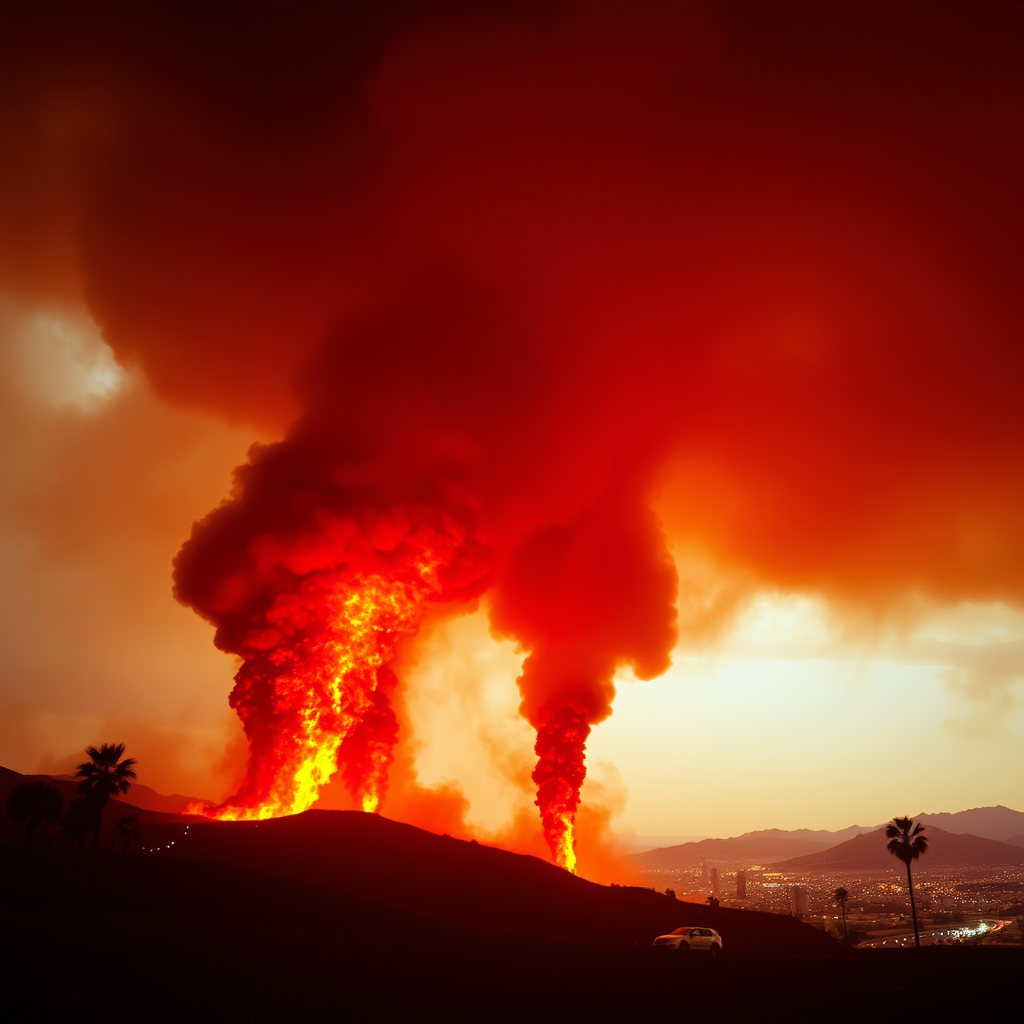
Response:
[2,845,1019,1022]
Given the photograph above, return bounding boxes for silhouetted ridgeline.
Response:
[140,809,836,952]
[913,806,1024,843]
[628,807,1024,872]
[775,826,1024,871]
[629,828,868,870]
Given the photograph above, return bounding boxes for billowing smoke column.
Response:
[173,415,491,819]
[172,277,679,852]
[491,495,678,869]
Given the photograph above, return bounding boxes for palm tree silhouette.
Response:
[6,781,64,845]
[885,816,928,948]
[74,743,137,850]
[116,813,142,853]
[833,886,850,943]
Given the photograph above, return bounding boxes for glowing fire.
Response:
[533,707,589,873]
[193,563,441,821]
[553,814,577,874]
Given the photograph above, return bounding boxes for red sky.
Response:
[1,1,1021,857]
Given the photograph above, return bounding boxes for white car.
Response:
[653,926,723,954]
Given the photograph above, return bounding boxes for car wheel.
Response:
[709,943,720,956]
[678,942,690,953]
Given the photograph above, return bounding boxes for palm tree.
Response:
[833,886,850,943]
[74,743,137,849]
[116,813,142,854]
[6,781,64,845]
[885,816,928,948]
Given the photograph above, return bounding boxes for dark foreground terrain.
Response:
[3,836,1019,1022]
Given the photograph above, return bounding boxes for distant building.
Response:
[736,871,747,899]
[701,861,708,884]
[710,867,719,895]
[790,885,808,917]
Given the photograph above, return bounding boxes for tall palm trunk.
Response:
[840,905,848,943]
[88,798,104,852]
[905,860,920,948]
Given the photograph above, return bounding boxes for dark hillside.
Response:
[2,845,1018,1022]
[142,808,835,953]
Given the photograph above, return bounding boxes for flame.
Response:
[196,564,440,821]
[553,814,577,874]
[532,706,590,872]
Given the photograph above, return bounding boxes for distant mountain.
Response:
[774,826,1024,871]
[627,825,878,871]
[45,772,205,813]
[111,782,205,814]
[912,806,1024,844]
[614,834,710,854]
[627,806,1024,872]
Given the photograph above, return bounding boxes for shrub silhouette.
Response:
[833,886,850,943]
[60,798,94,850]
[7,781,63,846]
[116,813,142,854]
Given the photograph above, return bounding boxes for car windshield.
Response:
[670,928,691,935]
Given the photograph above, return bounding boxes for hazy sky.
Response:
[1,2,1021,860]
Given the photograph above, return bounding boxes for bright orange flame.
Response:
[553,814,577,874]
[532,708,589,871]
[195,564,442,821]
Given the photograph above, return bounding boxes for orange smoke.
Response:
[491,496,678,868]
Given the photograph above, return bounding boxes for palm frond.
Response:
[72,743,136,803]
[886,816,928,863]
